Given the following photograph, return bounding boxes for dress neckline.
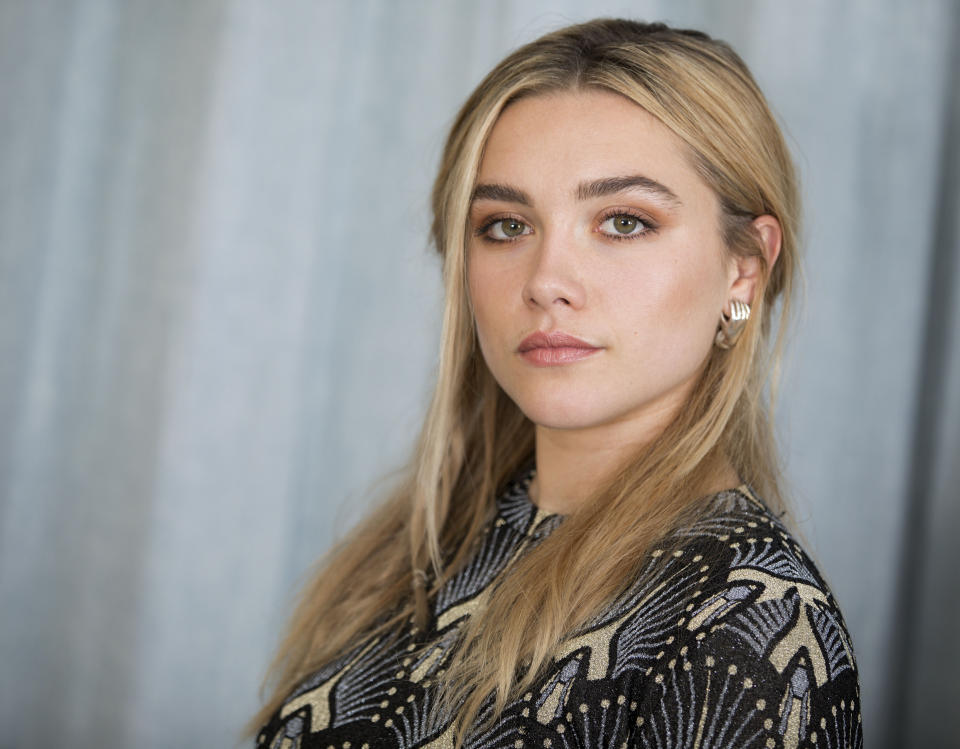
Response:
[496,461,761,533]
[495,463,561,537]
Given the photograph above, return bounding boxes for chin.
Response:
[512,393,620,431]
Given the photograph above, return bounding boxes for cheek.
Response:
[467,254,506,351]
[467,256,488,323]
[613,252,726,352]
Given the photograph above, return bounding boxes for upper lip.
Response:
[517,331,600,352]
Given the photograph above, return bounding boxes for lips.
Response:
[517,331,602,366]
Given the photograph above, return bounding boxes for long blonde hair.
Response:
[251,18,800,743]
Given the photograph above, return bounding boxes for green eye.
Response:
[478,216,532,242]
[500,219,526,237]
[612,216,638,234]
[598,213,650,238]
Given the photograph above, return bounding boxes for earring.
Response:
[714,299,750,349]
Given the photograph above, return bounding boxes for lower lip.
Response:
[519,347,602,366]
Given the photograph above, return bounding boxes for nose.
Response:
[520,230,586,310]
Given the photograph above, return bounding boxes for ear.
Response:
[727,214,782,305]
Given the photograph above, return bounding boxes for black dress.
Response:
[257,468,862,748]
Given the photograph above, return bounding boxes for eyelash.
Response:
[474,210,658,243]
[475,214,531,242]
[596,209,658,241]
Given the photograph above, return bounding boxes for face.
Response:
[467,89,742,439]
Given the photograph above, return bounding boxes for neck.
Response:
[528,414,657,514]
[527,420,740,515]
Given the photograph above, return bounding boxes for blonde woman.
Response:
[252,19,861,749]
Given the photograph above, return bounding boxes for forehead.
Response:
[477,89,713,210]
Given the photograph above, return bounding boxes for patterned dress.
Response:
[257,468,862,748]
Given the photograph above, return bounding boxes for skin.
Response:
[467,90,781,514]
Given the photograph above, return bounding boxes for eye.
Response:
[598,213,653,238]
[481,218,533,241]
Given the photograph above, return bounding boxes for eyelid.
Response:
[472,207,659,242]
[474,212,534,242]
[595,208,658,239]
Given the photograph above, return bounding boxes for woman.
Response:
[252,19,861,748]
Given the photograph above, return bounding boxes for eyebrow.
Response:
[576,175,681,206]
[471,183,532,205]
[471,174,681,208]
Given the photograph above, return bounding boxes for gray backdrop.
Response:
[1,1,957,747]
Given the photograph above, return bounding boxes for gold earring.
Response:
[714,299,750,349]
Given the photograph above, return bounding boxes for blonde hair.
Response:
[250,18,800,744]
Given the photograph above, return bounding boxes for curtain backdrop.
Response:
[1,1,957,747]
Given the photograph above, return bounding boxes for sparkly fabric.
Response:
[257,469,861,748]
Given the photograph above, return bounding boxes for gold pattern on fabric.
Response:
[436,529,541,631]
[553,581,668,680]
[692,668,713,749]
[537,677,567,724]
[770,605,827,686]
[783,696,802,749]
[257,482,862,749]
[410,642,445,683]
[436,592,486,630]
[726,568,845,687]
[279,640,377,732]
[530,508,555,532]
[277,681,335,734]
[686,597,726,631]
[726,568,828,606]
[421,727,454,748]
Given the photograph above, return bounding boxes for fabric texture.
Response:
[257,469,862,748]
